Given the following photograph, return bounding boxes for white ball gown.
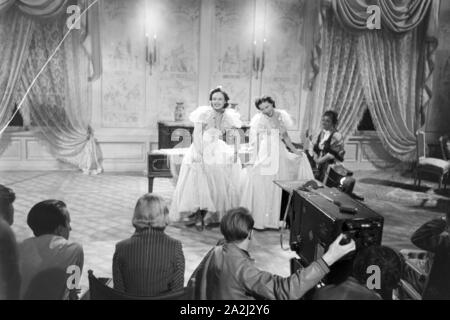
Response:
[169,106,243,223]
[240,109,314,230]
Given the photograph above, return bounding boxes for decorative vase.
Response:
[174,102,185,122]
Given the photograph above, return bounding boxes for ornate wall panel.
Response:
[152,0,200,121]
[211,0,256,121]
[101,0,147,128]
[259,0,305,129]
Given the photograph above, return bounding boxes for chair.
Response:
[87,270,192,300]
[397,249,434,300]
[414,131,450,190]
[440,135,450,161]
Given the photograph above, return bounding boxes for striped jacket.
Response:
[113,228,185,296]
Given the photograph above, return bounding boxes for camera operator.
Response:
[190,207,355,300]
[313,245,403,300]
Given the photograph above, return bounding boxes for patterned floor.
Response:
[3,171,296,294]
[3,170,447,295]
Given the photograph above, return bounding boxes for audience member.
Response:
[189,207,355,300]
[113,194,185,296]
[0,184,15,225]
[314,245,403,300]
[411,212,450,300]
[0,219,21,300]
[18,200,84,300]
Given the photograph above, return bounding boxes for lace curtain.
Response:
[0,1,103,173]
[0,9,32,152]
[17,17,102,174]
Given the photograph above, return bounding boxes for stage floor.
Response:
[3,169,448,294]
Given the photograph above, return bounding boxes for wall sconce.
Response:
[252,38,266,79]
[146,34,157,75]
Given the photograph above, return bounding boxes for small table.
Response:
[147,149,188,192]
[148,147,253,192]
[148,121,251,192]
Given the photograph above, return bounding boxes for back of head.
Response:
[27,200,67,237]
[220,208,254,243]
[0,219,20,300]
[132,193,169,230]
[352,245,403,299]
[0,185,15,225]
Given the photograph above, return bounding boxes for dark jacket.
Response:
[190,243,329,300]
[313,277,382,300]
[312,130,345,182]
[411,219,450,300]
[113,228,185,297]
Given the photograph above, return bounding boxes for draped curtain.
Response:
[0,0,103,173]
[0,9,32,153]
[358,27,423,161]
[18,17,102,173]
[309,13,366,139]
[307,0,440,162]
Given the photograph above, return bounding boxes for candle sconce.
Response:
[252,39,266,79]
[146,34,158,75]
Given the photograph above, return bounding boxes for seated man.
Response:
[0,184,15,225]
[18,200,84,300]
[313,245,403,300]
[411,212,450,300]
[0,219,21,300]
[190,207,355,300]
[113,194,185,296]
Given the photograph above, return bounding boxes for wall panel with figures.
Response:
[258,0,305,129]
[148,0,201,123]
[100,0,147,128]
[209,0,307,131]
[91,0,312,171]
[210,0,256,121]
[92,0,201,171]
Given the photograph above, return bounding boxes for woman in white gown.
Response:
[170,87,243,228]
[240,96,314,230]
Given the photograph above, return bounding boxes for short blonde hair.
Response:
[132,194,169,230]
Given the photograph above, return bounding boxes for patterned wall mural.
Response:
[153,0,200,121]
[260,0,305,129]
[101,0,147,128]
[212,0,255,121]
[97,0,309,132]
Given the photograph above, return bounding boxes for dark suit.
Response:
[411,219,450,300]
[113,228,185,297]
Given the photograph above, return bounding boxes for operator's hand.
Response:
[322,234,356,267]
